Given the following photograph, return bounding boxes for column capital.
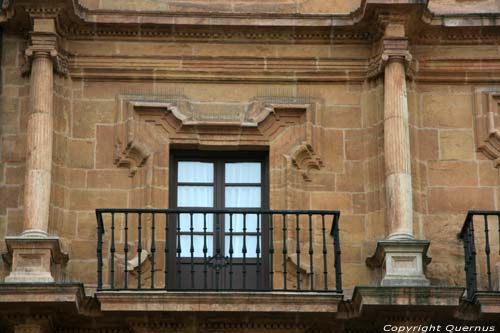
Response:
[22,17,67,77]
[369,13,413,75]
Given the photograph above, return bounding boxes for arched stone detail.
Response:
[288,142,323,182]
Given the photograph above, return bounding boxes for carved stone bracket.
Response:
[473,88,500,167]
[289,142,323,182]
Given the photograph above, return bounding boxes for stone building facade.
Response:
[0,0,500,332]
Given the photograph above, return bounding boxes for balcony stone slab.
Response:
[343,286,465,319]
[0,283,94,316]
[96,291,343,313]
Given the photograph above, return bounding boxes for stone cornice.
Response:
[2,1,499,44]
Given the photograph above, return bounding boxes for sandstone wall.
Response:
[1,28,499,292]
[0,34,29,281]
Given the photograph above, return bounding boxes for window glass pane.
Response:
[225,213,260,233]
[178,161,214,183]
[180,235,213,257]
[178,186,213,207]
[179,213,214,232]
[225,235,259,258]
[225,187,261,208]
[225,162,261,183]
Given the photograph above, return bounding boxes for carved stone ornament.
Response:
[113,94,324,178]
[289,142,323,182]
[473,87,500,167]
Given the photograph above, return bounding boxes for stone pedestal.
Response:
[4,237,68,283]
[367,240,430,287]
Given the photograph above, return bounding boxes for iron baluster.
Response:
[150,213,156,289]
[110,212,115,289]
[321,214,328,291]
[256,213,261,290]
[215,212,221,291]
[203,213,208,290]
[165,213,169,290]
[137,213,142,289]
[124,212,129,289]
[332,213,342,293]
[282,213,287,290]
[308,213,314,290]
[229,213,234,290]
[176,213,181,289]
[484,215,492,291]
[242,213,247,290]
[96,211,104,291]
[269,213,274,291]
[190,212,195,289]
[296,213,301,290]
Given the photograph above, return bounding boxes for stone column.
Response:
[4,17,67,283]
[22,49,54,237]
[367,19,430,286]
[384,56,413,240]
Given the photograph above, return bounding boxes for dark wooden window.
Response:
[168,150,269,290]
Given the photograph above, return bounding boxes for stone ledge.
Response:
[96,291,343,313]
[343,286,465,318]
[473,292,500,315]
[0,283,95,315]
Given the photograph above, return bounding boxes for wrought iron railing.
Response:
[96,208,342,293]
[459,210,500,300]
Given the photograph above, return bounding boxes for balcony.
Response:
[459,210,500,315]
[95,208,343,313]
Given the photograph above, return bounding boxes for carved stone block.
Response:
[366,240,431,287]
[3,237,68,283]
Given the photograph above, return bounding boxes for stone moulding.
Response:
[342,286,465,319]
[473,87,500,167]
[96,291,343,313]
[67,55,369,83]
[113,94,324,177]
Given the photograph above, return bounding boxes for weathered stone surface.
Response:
[72,100,115,138]
[323,106,362,129]
[428,188,495,213]
[310,192,352,213]
[422,94,473,128]
[69,189,128,210]
[428,161,478,187]
[439,130,474,160]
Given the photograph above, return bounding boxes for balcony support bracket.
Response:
[366,240,431,287]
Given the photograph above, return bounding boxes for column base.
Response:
[366,239,431,287]
[2,236,68,283]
